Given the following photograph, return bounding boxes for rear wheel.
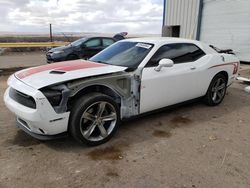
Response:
[69,93,120,146]
[204,74,227,106]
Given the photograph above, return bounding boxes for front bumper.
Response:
[46,53,65,64]
[4,75,70,138]
[17,118,68,140]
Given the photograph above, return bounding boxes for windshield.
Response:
[70,38,87,46]
[90,41,153,68]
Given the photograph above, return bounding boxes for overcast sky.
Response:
[0,0,163,34]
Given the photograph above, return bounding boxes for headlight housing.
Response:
[42,89,62,106]
[40,85,70,113]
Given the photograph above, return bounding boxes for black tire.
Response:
[204,74,227,106]
[66,54,78,61]
[69,92,120,146]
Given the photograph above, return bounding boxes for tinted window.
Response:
[146,43,205,67]
[90,42,153,68]
[70,38,87,46]
[85,38,101,47]
[103,38,114,47]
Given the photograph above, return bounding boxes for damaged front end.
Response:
[40,84,70,114]
[39,70,141,119]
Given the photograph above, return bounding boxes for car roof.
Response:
[83,36,114,40]
[124,37,201,46]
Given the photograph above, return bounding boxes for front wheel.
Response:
[204,74,227,106]
[69,93,120,146]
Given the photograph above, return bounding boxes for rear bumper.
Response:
[4,75,70,137]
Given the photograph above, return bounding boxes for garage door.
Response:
[200,0,250,62]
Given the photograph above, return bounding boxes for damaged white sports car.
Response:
[4,37,239,145]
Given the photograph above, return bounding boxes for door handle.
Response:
[190,66,196,70]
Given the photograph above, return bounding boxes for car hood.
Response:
[14,60,127,89]
[49,45,72,52]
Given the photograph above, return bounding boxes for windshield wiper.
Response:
[93,60,125,67]
[94,60,109,65]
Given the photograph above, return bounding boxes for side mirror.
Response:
[154,59,174,72]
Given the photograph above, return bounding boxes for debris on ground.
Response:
[209,135,217,141]
[237,76,250,83]
[236,76,250,93]
[245,86,250,93]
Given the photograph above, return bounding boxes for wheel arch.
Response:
[205,70,229,95]
[68,84,122,110]
[67,53,79,60]
[214,71,229,84]
[204,71,228,106]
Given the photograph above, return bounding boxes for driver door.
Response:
[82,38,102,59]
[140,43,206,114]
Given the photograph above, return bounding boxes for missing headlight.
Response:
[42,89,62,106]
[40,84,70,113]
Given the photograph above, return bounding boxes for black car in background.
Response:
[46,32,127,63]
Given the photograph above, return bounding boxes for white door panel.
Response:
[140,62,202,114]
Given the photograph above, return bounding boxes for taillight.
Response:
[233,62,239,74]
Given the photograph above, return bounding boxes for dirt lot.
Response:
[0,52,46,69]
[0,61,250,188]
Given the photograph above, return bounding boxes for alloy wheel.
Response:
[211,78,226,103]
[80,101,117,142]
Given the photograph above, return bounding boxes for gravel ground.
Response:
[0,56,250,188]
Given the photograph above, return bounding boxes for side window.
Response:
[84,39,101,47]
[146,43,205,67]
[146,45,171,67]
[102,38,114,47]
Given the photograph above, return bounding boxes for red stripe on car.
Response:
[16,60,106,79]
[208,62,239,74]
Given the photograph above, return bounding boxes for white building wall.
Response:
[200,0,250,62]
[163,0,200,39]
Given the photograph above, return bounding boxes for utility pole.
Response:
[49,23,53,42]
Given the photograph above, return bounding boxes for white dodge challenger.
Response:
[4,38,239,145]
